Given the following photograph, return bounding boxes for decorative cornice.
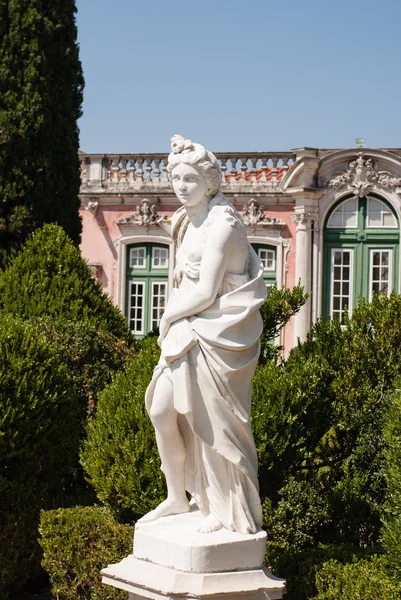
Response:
[322,153,401,197]
[241,199,285,227]
[117,199,161,226]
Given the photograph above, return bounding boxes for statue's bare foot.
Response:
[198,514,222,533]
[137,497,190,524]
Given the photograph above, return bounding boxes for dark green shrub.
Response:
[81,337,165,521]
[252,354,330,501]
[0,0,83,265]
[40,506,133,600]
[382,382,401,583]
[0,315,79,597]
[259,283,308,363]
[267,545,378,600]
[256,293,401,557]
[313,554,400,599]
[35,317,132,423]
[0,224,132,342]
[265,477,330,553]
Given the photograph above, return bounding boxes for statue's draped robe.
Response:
[145,195,267,534]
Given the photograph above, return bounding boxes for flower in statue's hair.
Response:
[171,134,194,154]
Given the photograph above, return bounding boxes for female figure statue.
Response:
[139,135,266,534]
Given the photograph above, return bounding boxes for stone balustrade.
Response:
[79,151,296,192]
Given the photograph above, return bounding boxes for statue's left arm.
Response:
[158,219,234,342]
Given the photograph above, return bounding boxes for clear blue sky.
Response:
[75,0,401,154]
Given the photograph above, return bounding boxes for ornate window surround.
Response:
[247,234,290,290]
[115,231,175,317]
[315,187,401,321]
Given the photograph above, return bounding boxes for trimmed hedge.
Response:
[81,336,165,521]
[0,224,132,342]
[313,555,400,599]
[267,544,379,600]
[0,315,80,596]
[34,317,132,424]
[255,292,401,559]
[40,506,134,600]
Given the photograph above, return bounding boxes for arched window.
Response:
[126,243,169,336]
[323,195,399,321]
[327,197,358,229]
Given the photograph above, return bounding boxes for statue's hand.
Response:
[158,314,170,345]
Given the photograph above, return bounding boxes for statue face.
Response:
[171,163,209,208]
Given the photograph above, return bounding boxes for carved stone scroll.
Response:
[241,199,284,227]
[117,199,161,226]
[324,153,401,197]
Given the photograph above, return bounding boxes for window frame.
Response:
[366,197,398,229]
[127,279,146,335]
[150,280,168,331]
[151,246,169,269]
[329,248,354,320]
[326,197,358,229]
[129,246,147,269]
[125,242,169,337]
[369,248,393,301]
[323,195,399,320]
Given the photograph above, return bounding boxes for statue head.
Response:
[167,135,222,205]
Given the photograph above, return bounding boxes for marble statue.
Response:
[138,135,267,535]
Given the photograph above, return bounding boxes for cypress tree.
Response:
[0,0,84,266]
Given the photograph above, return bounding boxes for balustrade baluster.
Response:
[250,157,258,183]
[230,158,238,184]
[161,159,169,182]
[240,158,248,182]
[110,159,120,183]
[261,157,268,182]
[153,159,161,183]
[136,159,144,183]
[271,156,278,184]
[128,158,136,183]
[145,159,153,182]
[119,159,128,182]
[220,158,227,183]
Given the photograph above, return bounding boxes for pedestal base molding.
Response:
[102,555,285,600]
[101,510,285,600]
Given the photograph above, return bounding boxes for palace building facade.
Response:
[79,146,401,352]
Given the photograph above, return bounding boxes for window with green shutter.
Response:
[125,243,169,337]
[323,195,399,321]
[252,244,277,289]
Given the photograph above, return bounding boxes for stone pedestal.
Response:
[101,508,285,600]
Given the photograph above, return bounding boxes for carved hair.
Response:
[167,134,222,197]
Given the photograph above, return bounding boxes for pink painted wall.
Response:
[80,202,297,351]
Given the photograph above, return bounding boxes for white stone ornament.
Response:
[326,152,401,197]
[117,198,161,226]
[242,198,285,227]
[102,135,286,600]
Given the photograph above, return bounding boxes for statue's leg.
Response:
[137,371,190,524]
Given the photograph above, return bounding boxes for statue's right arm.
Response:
[156,216,172,237]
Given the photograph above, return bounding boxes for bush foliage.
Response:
[267,544,377,600]
[81,336,165,521]
[35,317,131,423]
[0,315,79,596]
[313,554,400,599]
[254,292,401,561]
[382,381,401,582]
[40,506,133,600]
[259,282,308,363]
[0,224,131,341]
